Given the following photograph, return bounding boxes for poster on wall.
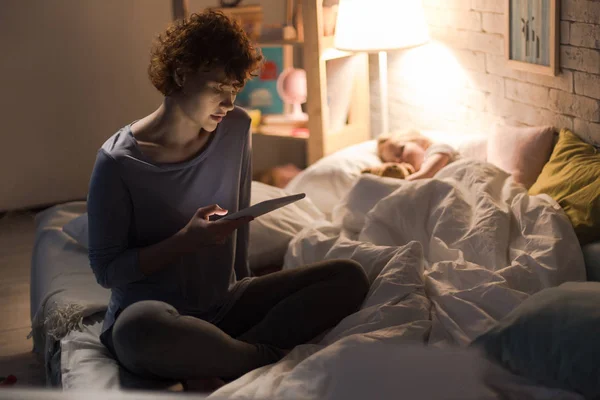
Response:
[505,0,559,76]
[235,47,285,115]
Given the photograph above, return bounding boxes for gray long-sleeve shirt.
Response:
[87,106,252,333]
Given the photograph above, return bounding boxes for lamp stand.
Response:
[378,51,389,136]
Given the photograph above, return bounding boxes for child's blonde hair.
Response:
[376,129,432,158]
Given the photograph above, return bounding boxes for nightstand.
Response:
[251,132,307,177]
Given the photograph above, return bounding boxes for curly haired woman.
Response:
[87,11,368,390]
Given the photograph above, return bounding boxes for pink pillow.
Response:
[487,125,555,188]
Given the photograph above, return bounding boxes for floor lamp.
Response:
[334,0,429,136]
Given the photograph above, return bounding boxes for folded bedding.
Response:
[211,157,586,399]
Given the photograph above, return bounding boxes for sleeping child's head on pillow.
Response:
[377,130,432,171]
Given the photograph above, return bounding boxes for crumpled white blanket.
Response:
[210,159,586,400]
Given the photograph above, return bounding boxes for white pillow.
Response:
[285,140,382,219]
[456,135,488,162]
[249,182,325,269]
[62,182,325,272]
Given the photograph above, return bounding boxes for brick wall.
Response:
[369,0,600,145]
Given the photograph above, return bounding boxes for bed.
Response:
[29,127,600,398]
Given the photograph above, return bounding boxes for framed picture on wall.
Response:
[505,0,559,76]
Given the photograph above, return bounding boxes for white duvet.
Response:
[210,159,586,400]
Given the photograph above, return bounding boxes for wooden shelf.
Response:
[257,39,304,47]
[253,131,308,140]
[256,37,351,60]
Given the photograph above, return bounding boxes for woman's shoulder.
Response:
[221,106,252,134]
[98,125,137,160]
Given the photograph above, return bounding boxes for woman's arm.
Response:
[88,150,196,288]
[88,151,248,288]
[88,150,147,288]
[406,153,450,181]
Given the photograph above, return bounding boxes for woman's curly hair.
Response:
[148,11,263,96]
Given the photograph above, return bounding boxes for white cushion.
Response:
[285,141,382,218]
[248,182,325,269]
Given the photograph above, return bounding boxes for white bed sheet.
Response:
[32,145,586,397]
[210,158,586,399]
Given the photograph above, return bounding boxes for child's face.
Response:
[379,140,426,171]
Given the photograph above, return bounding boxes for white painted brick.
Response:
[422,0,472,10]
[425,8,482,31]
[459,88,488,111]
[467,71,505,93]
[574,71,600,100]
[486,53,530,80]
[525,70,574,92]
[485,56,573,91]
[388,103,442,131]
[561,22,570,45]
[574,119,600,146]
[562,0,600,24]
[428,26,465,47]
[487,96,574,129]
[549,89,600,121]
[468,32,504,54]
[537,109,575,130]
[390,87,428,108]
[472,0,504,13]
[482,12,504,34]
[488,95,539,120]
[453,49,487,72]
[560,46,600,74]
[430,27,503,55]
[505,80,550,106]
[570,23,600,49]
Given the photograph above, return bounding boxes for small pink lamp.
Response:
[276,67,309,123]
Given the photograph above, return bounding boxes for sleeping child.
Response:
[363,130,459,180]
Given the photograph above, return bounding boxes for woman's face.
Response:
[379,139,426,171]
[175,68,238,132]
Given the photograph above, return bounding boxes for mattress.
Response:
[31,200,586,398]
[29,138,594,396]
[30,202,178,390]
[30,189,324,390]
[30,202,109,386]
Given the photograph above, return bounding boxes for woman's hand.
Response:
[180,204,253,249]
[138,205,252,277]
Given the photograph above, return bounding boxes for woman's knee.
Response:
[112,300,179,365]
[327,259,370,299]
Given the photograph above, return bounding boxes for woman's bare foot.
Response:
[184,377,226,393]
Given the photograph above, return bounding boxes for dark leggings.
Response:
[110,259,369,381]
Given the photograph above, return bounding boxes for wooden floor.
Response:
[0,211,46,387]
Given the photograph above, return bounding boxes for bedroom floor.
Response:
[0,211,45,387]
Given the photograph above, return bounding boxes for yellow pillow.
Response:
[529,129,600,245]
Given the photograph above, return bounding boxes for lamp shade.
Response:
[334,0,429,52]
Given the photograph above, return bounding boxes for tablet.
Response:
[221,193,306,221]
